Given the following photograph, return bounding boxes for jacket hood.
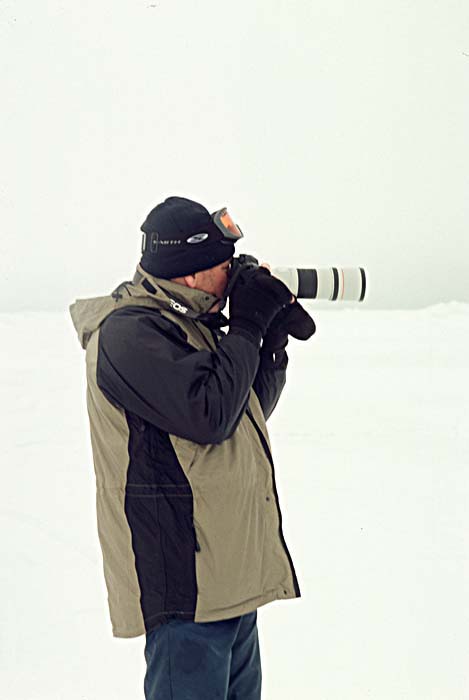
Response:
[69,263,220,349]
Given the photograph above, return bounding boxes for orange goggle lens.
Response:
[213,208,243,241]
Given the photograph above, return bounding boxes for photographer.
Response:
[70,195,315,700]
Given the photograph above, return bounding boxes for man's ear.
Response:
[184,274,197,289]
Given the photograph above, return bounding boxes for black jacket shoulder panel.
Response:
[96,306,261,444]
[101,305,191,348]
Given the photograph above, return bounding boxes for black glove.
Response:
[262,301,316,353]
[228,266,293,345]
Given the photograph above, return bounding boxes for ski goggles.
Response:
[211,208,244,243]
[142,207,243,254]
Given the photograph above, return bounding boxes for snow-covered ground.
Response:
[1,304,468,699]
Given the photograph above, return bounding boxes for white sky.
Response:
[1,0,468,311]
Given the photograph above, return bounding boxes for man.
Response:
[70,196,315,699]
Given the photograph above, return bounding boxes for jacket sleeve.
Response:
[96,306,261,445]
[252,348,288,420]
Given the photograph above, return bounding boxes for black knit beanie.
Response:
[140,196,236,279]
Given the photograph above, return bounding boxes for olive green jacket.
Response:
[70,265,300,637]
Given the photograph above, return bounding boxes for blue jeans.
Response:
[144,610,262,700]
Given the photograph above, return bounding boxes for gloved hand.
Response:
[228,266,293,344]
[262,301,316,353]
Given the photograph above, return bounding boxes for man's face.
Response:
[192,258,232,312]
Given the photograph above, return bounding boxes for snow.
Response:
[1,304,468,699]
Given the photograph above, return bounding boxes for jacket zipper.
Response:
[246,409,301,597]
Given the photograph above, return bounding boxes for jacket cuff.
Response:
[259,347,288,370]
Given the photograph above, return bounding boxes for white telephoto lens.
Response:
[271,267,367,302]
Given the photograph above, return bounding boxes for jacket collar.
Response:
[131,263,220,316]
[69,264,225,351]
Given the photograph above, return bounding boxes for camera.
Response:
[228,254,367,302]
